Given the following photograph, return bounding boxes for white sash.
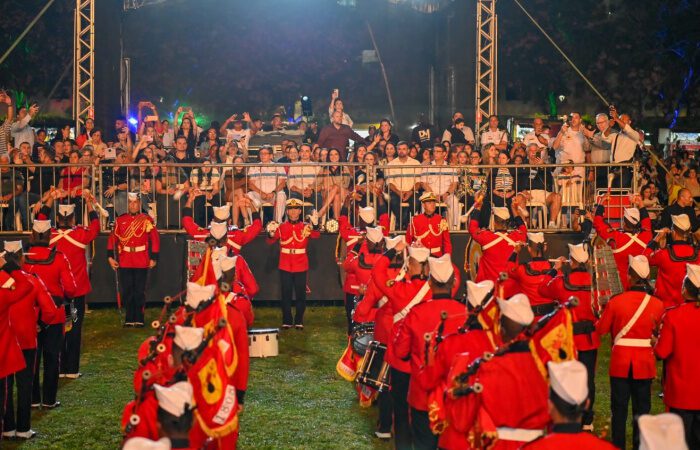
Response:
[614,294,651,346]
[50,229,87,249]
[611,233,646,254]
[482,232,517,251]
[393,282,431,323]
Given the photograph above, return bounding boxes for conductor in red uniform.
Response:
[108,192,160,327]
[267,199,320,329]
[468,191,527,283]
[23,219,78,409]
[591,197,652,289]
[406,192,452,257]
[597,255,664,449]
[654,263,700,449]
[40,197,100,378]
[522,360,616,449]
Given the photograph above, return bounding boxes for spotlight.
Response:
[301,95,312,117]
[128,117,138,125]
[558,95,566,102]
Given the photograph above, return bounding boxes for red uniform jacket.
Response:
[353,264,402,344]
[593,206,651,290]
[505,257,556,310]
[8,271,61,349]
[108,213,160,269]
[121,391,159,440]
[655,301,700,410]
[225,294,250,402]
[447,342,549,450]
[469,213,527,283]
[645,241,700,308]
[49,212,100,297]
[0,267,33,378]
[539,268,600,351]
[233,256,259,299]
[267,220,320,272]
[23,246,78,326]
[343,249,384,293]
[393,294,467,410]
[596,287,664,379]
[522,424,617,449]
[406,213,452,256]
[338,211,389,295]
[182,206,262,255]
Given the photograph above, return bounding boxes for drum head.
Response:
[465,237,482,281]
[249,328,280,335]
[351,332,375,356]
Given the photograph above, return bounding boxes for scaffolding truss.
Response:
[475,0,497,133]
[73,0,94,135]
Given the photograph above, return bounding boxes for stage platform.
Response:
[4,232,582,304]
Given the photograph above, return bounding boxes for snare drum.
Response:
[248,328,279,358]
[356,341,390,392]
[350,322,374,356]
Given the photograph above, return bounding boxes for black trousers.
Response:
[280,270,306,326]
[119,268,148,324]
[391,368,412,450]
[61,296,85,374]
[3,349,35,432]
[344,293,355,336]
[33,324,63,405]
[578,349,597,426]
[389,192,416,231]
[0,377,6,434]
[411,407,437,450]
[670,407,700,450]
[378,388,393,433]
[610,370,652,450]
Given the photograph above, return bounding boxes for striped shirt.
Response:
[421,162,458,195]
[247,165,287,193]
[287,162,320,190]
[385,157,420,192]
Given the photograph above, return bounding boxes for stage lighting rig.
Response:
[123,0,168,11]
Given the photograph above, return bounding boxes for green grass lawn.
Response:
[4,306,664,449]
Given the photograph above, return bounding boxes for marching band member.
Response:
[372,241,431,449]
[591,196,652,289]
[39,197,100,379]
[108,192,160,327]
[654,264,700,449]
[645,214,700,308]
[445,294,549,449]
[393,254,465,449]
[406,191,452,257]
[2,242,60,440]
[153,382,196,450]
[467,191,527,283]
[638,413,689,450]
[522,361,616,449]
[539,243,599,431]
[122,437,172,450]
[182,196,262,255]
[596,255,664,449]
[415,280,497,450]
[23,219,78,409]
[505,232,557,317]
[267,199,320,329]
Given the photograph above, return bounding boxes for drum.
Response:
[464,237,483,281]
[356,341,390,392]
[350,322,374,356]
[248,328,279,358]
[335,235,347,288]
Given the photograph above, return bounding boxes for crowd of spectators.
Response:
[0,88,696,234]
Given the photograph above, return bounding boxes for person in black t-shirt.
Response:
[410,114,436,150]
[659,188,700,233]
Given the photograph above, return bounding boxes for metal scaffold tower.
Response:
[73,0,94,135]
[475,0,497,133]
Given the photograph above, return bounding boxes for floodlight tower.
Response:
[475,0,497,134]
[73,0,94,135]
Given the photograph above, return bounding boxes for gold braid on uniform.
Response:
[115,216,152,245]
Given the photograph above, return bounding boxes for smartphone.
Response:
[145,115,159,122]
[333,88,339,97]
[104,147,117,159]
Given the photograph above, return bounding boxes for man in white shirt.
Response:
[522,117,551,151]
[161,119,175,147]
[420,144,460,229]
[246,146,287,223]
[11,104,38,149]
[386,141,420,229]
[590,108,639,189]
[287,144,321,215]
[479,115,508,151]
[551,112,588,178]
[441,112,475,145]
[220,112,255,160]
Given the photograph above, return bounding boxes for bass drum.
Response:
[464,237,483,281]
[335,234,347,289]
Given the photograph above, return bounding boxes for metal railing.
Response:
[0,161,640,234]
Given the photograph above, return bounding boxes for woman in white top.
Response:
[328,90,353,127]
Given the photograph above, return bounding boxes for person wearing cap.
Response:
[446,293,549,448]
[246,145,287,224]
[38,194,100,378]
[591,195,652,289]
[122,437,172,450]
[108,192,160,327]
[505,232,557,317]
[639,413,689,450]
[645,213,700,308]
[22,218,78,409]
[393,254,466,449]
[0,251,36,440]
[2,242,61,440]
[468,190,527,283]
[596,255,664,449]
[182,194,262,256]
[267,198,320,329]
[371,240,434,448]
[415,280,497,450]
[539,243,600,431]
[654,264,700,449]
[154,382,195,449]
[406,191,453,257]
[342,226,386,334]
[522,361,616,449]
[418,144,461,230]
